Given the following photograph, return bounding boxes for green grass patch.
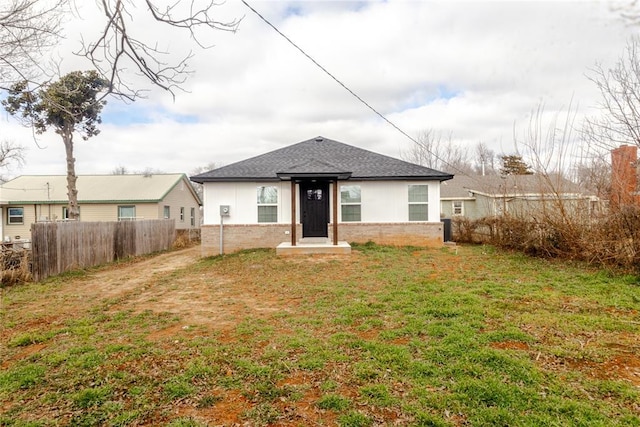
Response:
[317,394,350,411]
[2,244,640,425]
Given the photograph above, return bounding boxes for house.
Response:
[0,173,201,242]
[440,173,599,220]
[190,136,453,256]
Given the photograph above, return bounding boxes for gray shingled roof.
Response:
[440,173,593,198]
[191,136,454,183]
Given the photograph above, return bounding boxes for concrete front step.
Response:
[298,237,331,244]
[276,241,351,256]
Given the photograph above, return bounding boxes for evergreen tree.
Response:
[500,155,534,176]
[3,71,108,219]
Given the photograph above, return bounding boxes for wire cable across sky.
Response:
[240,0,474,178]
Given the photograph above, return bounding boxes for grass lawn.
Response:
[1,243,639,426]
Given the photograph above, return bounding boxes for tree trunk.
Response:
[62,126,80,220]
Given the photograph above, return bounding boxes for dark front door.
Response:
[300,181,329,237]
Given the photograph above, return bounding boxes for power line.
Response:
[240,0,476,179]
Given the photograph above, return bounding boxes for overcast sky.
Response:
[1,0,636,178]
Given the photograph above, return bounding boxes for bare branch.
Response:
[0,139,25,180]
[79,0,242,100]
[584,37,640,150]
[0,0,66,86]
[402,129,473,174]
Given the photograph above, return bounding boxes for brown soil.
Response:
[3,246,640,425]
[13,246,289,331]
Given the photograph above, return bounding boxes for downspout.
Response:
[291,180,296,246]
[332,179,338,246]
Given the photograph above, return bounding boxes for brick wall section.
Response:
[339,222,444,247]
[611,145,640,210]
[201,222,444,256]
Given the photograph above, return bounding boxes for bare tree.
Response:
[572,152,611,201]
[140,167,165,177]
[584,37,640,150]
[0,140,25,182]
[111,165,128,175]
[514,101,581,177]
[80,0,242,100]
[190,162,216,200]
[474,142,496,176]
[2,1,241,99]
[0,0,65,85]
[402,129,472,174]
[611,2,640,26]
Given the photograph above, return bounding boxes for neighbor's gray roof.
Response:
[440,173,592,199]
[0,174,201,204]
[191,136,454,183]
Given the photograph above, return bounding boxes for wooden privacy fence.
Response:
[30,219,175,281]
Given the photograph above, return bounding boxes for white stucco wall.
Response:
[202,181,291,225]
[358,180,441,222]
[202,180,442,225]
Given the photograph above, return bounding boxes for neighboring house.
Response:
[190,136,453,256]
[440,173,599,220]
[0,174,201,241]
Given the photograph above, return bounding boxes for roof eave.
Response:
[191,176,282,183]
[353,174,454,181]
[276,172,353,181]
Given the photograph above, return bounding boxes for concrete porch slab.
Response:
[276,241,351,256]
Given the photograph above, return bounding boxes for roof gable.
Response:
[191,136,453,182]
[0,174,201,204]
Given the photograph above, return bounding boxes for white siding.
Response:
[345,180,441,222]
[203,181,291,225]
[203,180,443,225]
[158,179,201,229]
[2,204,36,240]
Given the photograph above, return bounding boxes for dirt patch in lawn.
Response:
[4,246,345,340]
[4,245,640,426]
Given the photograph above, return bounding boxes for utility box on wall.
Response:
[219,205,230,216]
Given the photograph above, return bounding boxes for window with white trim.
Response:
[180,207,185,222]
[7,207,24,224]
[408,184,428,221]
[452,200,463,216]
[163,206,170,219]
[118,205,136,221]
[62,206,80,220]
[257,186,278,223]
[190,207,196,226]
[340,185,361,222]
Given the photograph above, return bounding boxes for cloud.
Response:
[1,0,636,178]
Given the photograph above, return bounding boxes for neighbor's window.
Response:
[62,206,80,220]
[408,184,428,221]
[341,185,361,222]
[190,207,196,227]
[257,186,278,223]
[180,207,185,222]
[163,205,170,219]
[118,205,136,221]
[7,207,24,224]
[452,200,463,216]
